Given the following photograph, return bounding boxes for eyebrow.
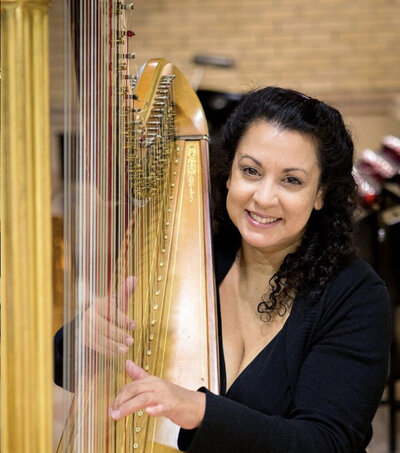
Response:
[239,155,309,175]
[239,155,262,166]
[283,167,309,175]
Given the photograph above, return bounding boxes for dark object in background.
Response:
[191,54,241,138]
[192,54,236,69]
[376,204,400,453]
[197,89,243,139]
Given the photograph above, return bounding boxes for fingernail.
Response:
[110,409,120,419]
[125,336,134,346]
[118,345,128,354]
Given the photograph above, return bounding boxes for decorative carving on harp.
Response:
[58,2,218,453]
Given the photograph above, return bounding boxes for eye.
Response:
[242,166,260,177]
[283,175,302,185]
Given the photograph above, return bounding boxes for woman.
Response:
[110,87,391,453]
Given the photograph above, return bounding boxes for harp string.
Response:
[63,0,174,449]
[63,0,134,451]
[62,1,213,451]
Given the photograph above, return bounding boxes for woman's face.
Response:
[226,120,324,255]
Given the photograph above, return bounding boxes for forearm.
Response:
[178,389,363,453]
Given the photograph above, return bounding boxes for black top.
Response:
[177,245,391,453]
[223,320,291,417]
[217,245,291,414]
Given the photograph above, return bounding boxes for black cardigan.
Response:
[178,248,391,453]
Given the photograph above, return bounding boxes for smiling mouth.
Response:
[248,211,281,224]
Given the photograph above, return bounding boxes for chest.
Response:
[219,272,290,391]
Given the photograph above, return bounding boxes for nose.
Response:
[252,179,279,209]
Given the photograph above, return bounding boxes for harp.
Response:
[57,1,219,452]
[1,0,218,452]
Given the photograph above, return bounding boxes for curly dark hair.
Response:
[211,86,358,320]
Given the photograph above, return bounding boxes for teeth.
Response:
[249,212,279,224]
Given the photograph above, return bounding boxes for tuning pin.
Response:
[126,107,141,113]
[115,2,134,14]
[120,53,136,59]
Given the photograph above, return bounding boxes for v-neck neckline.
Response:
[218,294,293,395]
[225,320,288,395]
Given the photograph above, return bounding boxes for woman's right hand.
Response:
[83,276,137,356]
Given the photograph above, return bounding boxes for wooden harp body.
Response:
[58,3,219,452]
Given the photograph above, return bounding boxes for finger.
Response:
[111,380,162,418]
[114,307,135,331]
[94,283,136,331]
[103,306,135,332]
[116,276,137,300]
[88,309,134,346]
[126,359,148,380]
[125,275,137,295]
[85,336,117,357]
[117,277,136,329]
[101,334,131,355]
[101,318,134,347]
[87,331,129,356]
[104,293,135,331]
[110,391,153,420]
[112,375,155,409]
[86,341,114,357]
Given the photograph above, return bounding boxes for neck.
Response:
[238,239,298,277]
[231,241,298,316]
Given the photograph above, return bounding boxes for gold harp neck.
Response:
[136,58,209,138]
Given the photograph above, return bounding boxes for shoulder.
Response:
[322,258,389,311]
[296,257,390,324]
[329,257,385,288]
[289,258,390,350]
[285,258,391,395]
[312,258,391,343]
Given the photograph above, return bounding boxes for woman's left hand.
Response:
[109,359,206,430]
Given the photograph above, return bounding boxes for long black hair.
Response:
[211,87,358,319]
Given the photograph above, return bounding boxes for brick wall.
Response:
[129,0,400,102]
[48,0,400,155]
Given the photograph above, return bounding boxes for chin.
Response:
[241,230,302,254]
[242,234,278,251]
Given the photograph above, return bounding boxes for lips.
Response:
[247,210,281,225]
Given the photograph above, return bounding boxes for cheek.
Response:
[225,189,235,219]
[314,189,324,211]
[226,175,231,190]
[226,184,245,222]
[284,194,316,221]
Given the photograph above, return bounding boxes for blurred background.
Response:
[47,1,400,452]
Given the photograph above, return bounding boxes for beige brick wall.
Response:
[128,0,400,100]
[48,0,400,154]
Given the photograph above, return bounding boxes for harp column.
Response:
[1,0,53,452]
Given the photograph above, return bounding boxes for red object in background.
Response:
[352,166,381,207]
[382,135,400,166]
[360,148,399,180]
